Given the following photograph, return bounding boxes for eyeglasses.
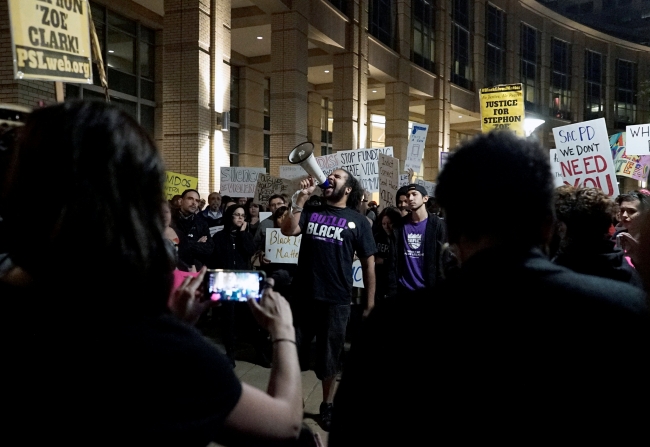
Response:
[232,213,246,218]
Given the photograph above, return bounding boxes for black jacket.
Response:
[171,211,214,271]
[209,229,255,270]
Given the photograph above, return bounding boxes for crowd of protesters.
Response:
[1,100,649,446]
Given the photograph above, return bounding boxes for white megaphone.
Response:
[287,141,330,188]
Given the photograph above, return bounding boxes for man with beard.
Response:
[281,169,376,432]
[171,189,214,271]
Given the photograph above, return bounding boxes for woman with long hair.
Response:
[244,198,264,235]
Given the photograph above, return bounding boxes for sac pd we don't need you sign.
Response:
[8,0,93,83]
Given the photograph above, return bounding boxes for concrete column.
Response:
[395,0,411,59]
[307,91,323,149]
[332,0,368,151]
[238,66,265,166]
[270,3,309,176]
[163,0,230,197]
[385,72,411,160]
[0,1,56,106]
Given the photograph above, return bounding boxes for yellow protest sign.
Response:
[8,0,93,83]
[165,171,198,200]
[480,84,525,137]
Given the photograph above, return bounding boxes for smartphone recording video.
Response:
[204,270,266,302]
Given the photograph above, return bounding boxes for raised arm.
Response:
[281,177,316,237]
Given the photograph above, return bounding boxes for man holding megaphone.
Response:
[281,168,376,432]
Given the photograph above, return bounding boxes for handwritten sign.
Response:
[352,259,364,288]
[8,0,92,83]
[479,83,525,136]
[315,153,341,179]
[265,229,301,264]
[405,124,428,173]
[220,167,266,198]
[552,118,619,197]
[337,147,394,193]
[378,154,400,211]
[279,165,308,180]
[610,132,650,182]
[164,171,198,200]
[549,149,565,187]
[626,124,650,156]
[416,179,436,198]
[254,174,301,206]
[399,174,409,187]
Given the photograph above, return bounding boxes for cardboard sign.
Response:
[352,259,364,288]
[378,154,400,211]
[337,147,394,193]
[254,174,301,206]
[279,165,308,180]
[398,174,409,187]
[265,229,301,264]
[552,118,619,197]
[8,0,93,83]
[165,171,198,200]
[479,83,525,136]
[626,124,650,156]
[404,124,428,173]
[549,149,565,187]
[416,179,436,198]
[220,167,266,198]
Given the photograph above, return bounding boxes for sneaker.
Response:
[319,402,333,432]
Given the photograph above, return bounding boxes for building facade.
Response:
[1,0,648,195]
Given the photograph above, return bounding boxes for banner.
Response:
[265,229,301,264]
[549,149,565,187]
[610,132,650,182]
[416,179,436,198]
[8,0,93,83]
[220,167,266,198]
[279,165,308,180]
[404,124,428,173]
[164,171,198,200]
[626,124,650,156]
[378,154,400,211]
[254,174,301,206]
[552,118,619,197]
[479,84,525,137]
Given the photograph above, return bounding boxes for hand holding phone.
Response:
[204,269,266,303]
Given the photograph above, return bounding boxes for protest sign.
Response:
[209,225,224,237]
[8,0,92,83]
[416,179,436,198]
[220,167,266,198]
[378,154,400,211]
[259,211,272,222]
[399,174,409,187]
[265,229,301,264]
[479,83,525,136]
[610,132,650,182]
[337,147,394,193]
[352,259,364,288]
[626,124,650,156]
[552,118,619,197]
[549,149,565,187]
[315,153,341,179]
[254,174,301,206]
[404,124,428,173]
[164,171,198,200]
[279,165,308,180]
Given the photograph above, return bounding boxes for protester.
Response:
[0,100,305,446]
[373,206,401,301]
[552,186,644,288]
[201,191,224,229]
[254,194,288,263]
[281,169,376,432]
[395,185,410,216]
[614,189,650,266]
[330,131,649,445]
[171,189,214,271]
[245,198,264,235]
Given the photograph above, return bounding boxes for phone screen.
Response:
[204,270,265,302]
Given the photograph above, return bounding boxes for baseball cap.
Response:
[407,183,428,197]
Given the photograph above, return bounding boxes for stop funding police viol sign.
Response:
[8,0,93,83]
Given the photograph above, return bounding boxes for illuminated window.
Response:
[584,50,604,120]
[550,38,571,120]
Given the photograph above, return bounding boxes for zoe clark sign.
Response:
[552,118,619,198]
[8,0,93,83]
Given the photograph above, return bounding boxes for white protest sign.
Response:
[416,179,436,198]
[279,165,308,180]
[552,118,619,197]
[254,174,301,206]
[209,225,224,237]
[220,167,266,198]
[626,124,650,156]
[549,149,564,187]
[399,174,409,187]
[378,154,400,211]
[337,147,394,193]
[265,229,301,264]
[404,124,429,173]
[352,259,364,288]
[259,212,272,221]
[315,153,341,179]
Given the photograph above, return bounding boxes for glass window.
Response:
[485,4,506,87]
[230,67,240,125]
[412,0,435,73]
[264,134,270,173]
[230,127,240,167]
[321,98,333,156]
[328,0,347,14]
[451,0,472,90]
[369,0,395,49]
[369,114,386,148]
[264,78,270,132]
[520,24,539,112]
[550,38,571,120]
[615,59,637,128]
[584,50,604,120]
[107,27,135,74]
